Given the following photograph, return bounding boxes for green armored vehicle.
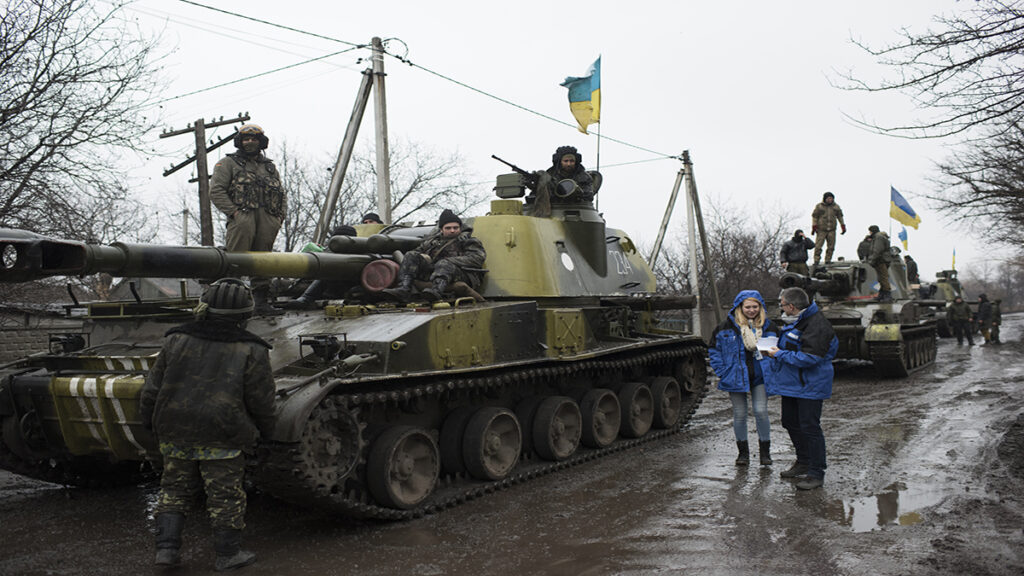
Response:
[779,255,937,377]
[916,269,970,337]
[0,173,708,520]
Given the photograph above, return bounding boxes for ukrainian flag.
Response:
[561,56,601,134]
[890,186,921,229]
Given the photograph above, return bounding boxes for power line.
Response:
[171,0,682,162]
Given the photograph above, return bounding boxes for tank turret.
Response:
[778,259,936,377]
[0,171,709,520]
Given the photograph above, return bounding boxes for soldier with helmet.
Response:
[210,124,286,315]
[140,278,276,572]
[526,145,596,217]
[810,192,846,268]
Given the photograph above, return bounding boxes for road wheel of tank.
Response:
[366,426,439,510]
[532,396,582,461]
[650,377,682,429]
[462,407,521,481]
[439,406,477,475]
[580,388,621,448]
[619,382,654,438]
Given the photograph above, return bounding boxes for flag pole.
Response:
[595,123,601,210]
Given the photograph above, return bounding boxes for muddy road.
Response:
[2,315,1022,576]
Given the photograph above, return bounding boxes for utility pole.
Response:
[161,113,250,246]
[371,37,392,223]
[681,151,723,325]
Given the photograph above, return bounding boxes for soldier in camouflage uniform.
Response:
[948,295,975,346]
[210,124,286,315]
[140,278,276,572]
[383,209,486,302]
[867,225,894,302]
[526,145,597,218]
[990,298,1002,344]
[811,192,846,267]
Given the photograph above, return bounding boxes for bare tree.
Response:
[839,1,1024,139]
[0,0,164,241]
[927,122,1024,244]
[651,195,795,306]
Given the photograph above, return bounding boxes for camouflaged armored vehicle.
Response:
[0,172,708,519]
[915,269,971,338]
[779,254,937,377]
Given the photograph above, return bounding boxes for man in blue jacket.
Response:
[766,287,838,490]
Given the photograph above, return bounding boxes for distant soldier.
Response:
[948,295,975,346]
[866,225,893,302]
[526,145,596,217]
[383,209,486,302]
[780,229,814,276]
[140,278,276,571]
[209,124,286,316]
[990,299,1002,344]
[904,255,920,284]
[856,234,872,261]
[361,212,383,224]
[811,192,846,267]
[977,293,993,344]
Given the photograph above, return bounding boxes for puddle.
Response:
[841,481,946,532]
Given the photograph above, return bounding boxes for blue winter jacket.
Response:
[767,301,838,400]
[709,290,780,393]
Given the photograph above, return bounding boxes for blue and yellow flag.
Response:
[890,186,921,229]
[952,247,956,270]
[898,226,908,250]
[561,56,601,134]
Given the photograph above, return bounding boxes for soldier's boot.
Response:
[213,529,256,572]
[252,289,284,316]
[421,277,449,302]
[877,290,893,302]
[154,512,185,567]
[758,440,772,466]
[382,274,415,302]
[735,441,750,466]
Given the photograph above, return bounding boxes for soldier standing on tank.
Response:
[526,145,595,218]
[811,192,846,268]
[867,225,894,302]
[780,229,814,276]
[140,278,276,572]
[383,209,486,302]
[948,295,974,346]
[210,124,286,316]
[904,255,920,284]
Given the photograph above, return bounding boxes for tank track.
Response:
[868,324,938,377]
[258,341,707,520]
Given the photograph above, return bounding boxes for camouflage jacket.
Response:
[948,301,972,323]
[811,202,845,232]
[210,152,286,218]
[140,321,276,451]
[868,231,892,266]
[412,228,486,282]
[545,165,595,202]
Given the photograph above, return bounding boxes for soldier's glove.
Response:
[841,224,847,235]
[811,225,818,235]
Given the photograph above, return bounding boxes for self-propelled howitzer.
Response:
[779,257,937,377]
[0,173,709,520]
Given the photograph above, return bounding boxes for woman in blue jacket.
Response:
[708,290,779,466]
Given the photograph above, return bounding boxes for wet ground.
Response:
[1,315,1022,576]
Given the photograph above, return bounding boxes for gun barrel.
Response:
[0,229,372,283]
[327,234,423,254]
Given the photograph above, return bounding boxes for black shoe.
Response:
[780,462,809,478]
[382,287,412,302]
[795,476,824,490]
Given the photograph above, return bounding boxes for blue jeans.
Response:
[780,396,826,480]
[730,383,770,443]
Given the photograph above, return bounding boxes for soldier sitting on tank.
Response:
[280,225,359,310]
[525,145,601,218]
[383,209,486,302]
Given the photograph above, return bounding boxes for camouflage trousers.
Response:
[873,262,891,292]
[813,230,837,265]
[225,208,282,292]
[397,252,475,287]
[155,455,247,530]
[786,261,810,276]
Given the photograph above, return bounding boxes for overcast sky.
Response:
[124,0,1000,282]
